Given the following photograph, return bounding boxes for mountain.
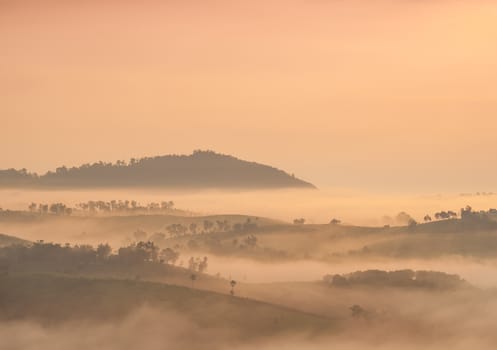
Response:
[0,150,316,189]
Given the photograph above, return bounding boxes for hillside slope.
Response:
[0,274,332,335]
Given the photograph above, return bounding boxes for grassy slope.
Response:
[211,220,497,259]
[0,273,333,338]
[3,213,497,259]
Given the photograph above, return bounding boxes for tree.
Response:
[435,210,458,220]
[203,220,214,232]
[167,224,187,236]
[198,256,208,273]
[330,218,341,225]
[350,305,369,319]
[96,243,112,261]
[49,203,67,215]
[190,273,197,288]
[293,218,305,225]
[189,223,197,235]
[423,215,432,222]
[230,280,237,296]
[117,241,158,264]
[214,220,230,232]
[39,204,49,214]
[407,218,418,229]
[243,235,257,248]
[461,205,473,220]
[136,241,159,262]
[160,248,179,265]
[188,257,197,271]
[396,212,414,225]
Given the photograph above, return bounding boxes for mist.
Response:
[2,187,497,224]
[3,294,497,350]
[2,0,497,348]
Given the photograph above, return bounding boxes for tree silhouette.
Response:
[96,243,112,261]
[160,248,179,265]
[230,279,237,296]
[350,304,369,319]
[198,257,208,273]
[407,218,418,229]
[189,223,198,235]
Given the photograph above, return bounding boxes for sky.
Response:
[1,0,497,191]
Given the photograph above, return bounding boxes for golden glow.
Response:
[1,0,497,190]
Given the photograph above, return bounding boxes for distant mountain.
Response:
[0,150,316,189]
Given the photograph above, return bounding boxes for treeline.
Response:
[418,206,497,231]
[0,241,208,274]
[74,200,175,215]
[185,233,289,261]
[323,269,467,290]
[460,205,497,221]
[382,206,497,228]
[0,200,177,216]
[127,218,260,249]
[164,218,257,238]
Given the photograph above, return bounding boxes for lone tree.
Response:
[190,273,197,288]
[350,304,369,319]
[230,280,237,296]
[407,218,418,229]
[198,256,208,273]
[96,243,112,261]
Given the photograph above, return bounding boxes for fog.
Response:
[2,0,497,347]
[2,188,496,225]
[206,255,497,288]
[3,298,497,350]
[0,307,226,350]
[3,187,497,349]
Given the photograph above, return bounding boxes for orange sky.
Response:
[1,0,497,191]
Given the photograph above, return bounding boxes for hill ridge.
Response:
[0,150,316,190]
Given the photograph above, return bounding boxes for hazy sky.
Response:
[1,0,497,191]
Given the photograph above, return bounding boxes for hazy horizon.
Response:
[2,0,497,191]
[1,149,497,193]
